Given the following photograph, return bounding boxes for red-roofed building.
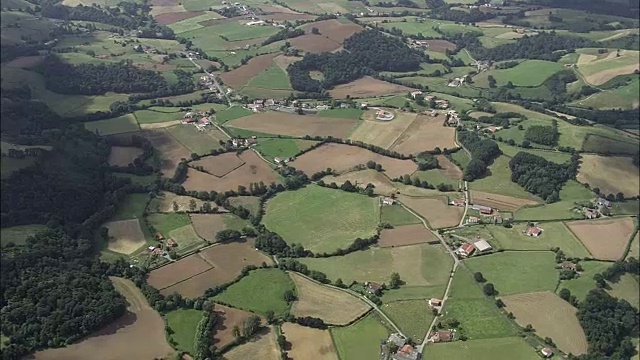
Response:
[526,226,542,237]
[429,330,453,343]
[155,232,165,240]
[166,238,177,247]
[451,198,465,207]
[457,242,475,257]
[393,344,419,360]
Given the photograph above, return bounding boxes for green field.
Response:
[449,150,470,170]
[464,251,558,295]
[167,12,223,34]
[165,125,226,155]
[244,64,292,91]
[515,180,594,221]
[0,224,48,247]
[165,309,203,354]
[380,205,421,226]
[382,300,434,343]
[497,143,571,164]
[84,114,139,135]
[111,193,149,221]
[475,60,565,88]
[425,337,540,360]
[607,273,640,309]
[228,196,262,215]
[254,138,316,160]
[380,285,446,303]
[470,155,541,201]
[582,133,640,155]
[134,109,182,124]
[113,173,157,186]
[572,77,639,110]
[263,185,380,254]
[213,268,294,317]
[215,106,253,124]
[317,108,364,120]
[331,314,390,360]
[413,169,459,188]
[147,212,191,235]
[557,261,610,301]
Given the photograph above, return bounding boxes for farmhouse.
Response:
[410,90,423,99]
[583,208,600,219]
[393,344,420,360]
[274,157,290,164]
[561,261,578,271]
[540,347,554,358]
[597,198,612,208]
[365,281,382,295]
[485,126,502,133]
[473,239,492,253]
[457,242,475,257]
[166,239,177,247]
[471,204,493,215]
[382,197,395,205]
[428,329,454,343]
[525,226,543,237]
[466,216,480,224]
[245,20,265,26]
[387,333,407,348]
[435,99,449,109]
[428,298,442,308]
[155,232,165,240]
[451,198,465,207]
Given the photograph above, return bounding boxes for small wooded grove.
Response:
[508,151,578,202]
[524,123,559,146]
[457,130,501,181]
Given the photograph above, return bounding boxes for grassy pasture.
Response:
[425,337,540,360]
[572,77,639,110]
[254,138,316,160]
[165,124,226,155]
[244,63,292,91]
[380,285,446,303]
[165,309,203,354]
[496,143,571,164]
[317,108,364,120]
[380,205,421,226]
[382,300,434,343]
[147,213,191,236]
[263,185,380,254]
[577,154,639,197]
[474,60,564,87]
[167,12,222,33]
[582,133,639,155]
[515,180,594,221]
[470,155,541,201]
[84,114,140,135]
[0,224,48,247]
[134,109,182,124]
[557,260,610,301]
[215,106,253,124]
[112,193,149,221]
[487,222,591,258]
[413,169,459,188]
[607,274,640,309]
[330,314,390,360]
[213,268,294,317]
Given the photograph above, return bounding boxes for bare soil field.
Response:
[104,219,146,255]
[190,214,228,242]
[424,39,456,53]
[329,76,412,98]
[398,195,464,229]
[5,55,44,69]
[349,110,417,149]
[226,111,357,138]
[379,224,436,248]
[566,217,636,261]
[290,143,418,179]
[212,305,255,349]
[290,34,341,53]
[191,153,246,177]
[281,323,339,360]
[273,55,301,72]
[301,19,363,44]
[108,146,143,166]
[147,254,212,290]
[470,191,539,211]
[155,11,202,25]
[577,155,640,197]
[437,155,462,179]
[390,115,456,153]
[139,120,181,129]
[148,192,206,213]
[221,326,280,360]
[220,53,279,89]
[290,272,371,325]
[183,151,281,192]
[142,129,191,175]
[30,277,174,360]
[501,291,587,355]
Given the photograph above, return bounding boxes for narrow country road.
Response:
[187,56,232,105]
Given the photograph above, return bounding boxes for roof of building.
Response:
[460,242,475,254]
[429,298,442,305]
[367,282,382,290]
[437,330,453,341]
[541,347,553,356]
[388,333,406,347]
[474,240,492,252]
[527,226,542,236]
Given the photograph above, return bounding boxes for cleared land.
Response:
[190,213,248,242]
[31,277,174,360]
[290,143,417,179]
[142,129,191,175]
[281,323,338,360]
[577,49,639,85]
[475,60,564,87]
[226,111,357,138]
[84,114,139,135]
[348,110,417,149]
[104,219,146,255]
[290,272,370,325]
[380,204,421,226]
[290,34,341,53]
[165,308,202,354]
[566,217,637,261]
[222,326,280,360]
[0,224,47,247]
[147,253,212,291]
[382,300,434,344]
[108,146,143,166]
[501,291,588,355]
[301,19,363,43]
[390,115,457,154]
[220,53,278,89]
[425,337,539,360]
[577,155,640,196]
[212,304,255,349]
[148,192,204,213]
[378,224,436,248]
[470,191,538,212]
[191,153,246,177]
[423,39,456,53]
[263,185,380,254]
[398,195,464,229]
[329,76,412,98]
[331,314,390,360]
[607,274,640,309]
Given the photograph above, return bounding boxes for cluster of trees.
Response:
[546,105,640,129]
[474,112,524,128]
[524,123,559,146]
[416,151,439,170]
[193,311,218,360]
[508,152,577,202]
[278,259,330,284]
[430,5,495,24]
[261,28,305,46]
[457,130,501,181]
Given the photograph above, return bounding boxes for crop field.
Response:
[148,192,203,213]
[290,33,342,53]
[220,53,279,89]
[192,152,246,176]
[134,108,183,124]
[470,155,541,202]
[215,106,253,124]
[183,151,281,192]
[474,60,564,87]
[514,180,594,221]
[501,291,588,355]
[413,169,459,188]
[289,272,371,325]
[380,204,421,226]
[577,154,640,196]
[84,114,139,135]
[382,300,434,343]
[226,111,358,138]
[378,224,436,248]
[470,191,538,212]
[0,224,47,247]
[329,76,412,98]
[32,277,174,360]
[576,49,639,85]
[263,185,379,253]
[190,213,248,242]
[572,77,639,110]
[228,196,262,215]
[557,260,610,301]
[213,268,294,317]
[212,304,255,349]
[254,138,316,160]
[425,337,540,360]
[281,323,338,360]
[566,217,636,260]
[349,110,417,149]
[142,129,191,175]
[397,195,464,229]
[104,219,146,255]
[223,326,280,360]
[381,285,446,303]
[165,308,202,354]
[423,39,456,53]
[243,63,292,93]
[291,143,417,179]
[464,251,558,295]
[607,273,640,309]
[147,252,212,290]
[299,243,454,286]
[331,314,390,360]
[167,125,226,155]
[390,115,457,154]
[107,146,143,167]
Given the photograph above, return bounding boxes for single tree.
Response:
[172,201,179,212]
[188,199,197,212]
[389,272,401,289]
[473,272,485,283]
[483,283,496,296]
[242,315,261,338]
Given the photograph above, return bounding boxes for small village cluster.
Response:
[181,110,213,131]
[146,232,177,257]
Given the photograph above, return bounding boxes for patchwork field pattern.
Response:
[566,217,637,260]
[220,53,279,89]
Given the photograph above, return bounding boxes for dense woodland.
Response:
[508,152,577,202]
[457,130,501,181]
[524,124,559,146]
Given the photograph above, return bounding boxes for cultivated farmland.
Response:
[577,154,640,196]
[222,326,280,360]
[425,337,540,360]
[470,191,539,212]
[390,115,457,154]
[566,217,637,260]
[501,291,588,355]
[225,111,358,138]
[348,110,417,149]
[107,146,143,166]
[576,49,639,85]
[290,34,342,53]
[142,129,191,175]
[331,314,390,360]
[220,53,278,89]
[84,114,139,135]
[281,323,338,360]
[378,224,436,248]
[263,185,380,253]
[397,195,464,229]
[323,169,399,196]
[190,213,248,242]
[380,204,421,226]
[382,300,434,343]
[191,152,246,177]
[104,219,146,255]
[147,253,212,291]
[329,76,412,98]
[212,305,256,349]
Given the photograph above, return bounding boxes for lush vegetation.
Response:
[457,130,501,181]
[509,152,577,203]
[524,124,558,146]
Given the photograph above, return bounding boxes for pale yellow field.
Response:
[290,272,371,325]
[577,50,640,85]
[577,155,640,197]
[222,326,280,360]
[281,323,338,360]
[566,217,637,261]
[139,120,181,129]
[105,219,146,254]
[348,110,417,149]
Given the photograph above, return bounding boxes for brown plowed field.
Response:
[379,224,436,247]
[390,115,456,153]
[329,76,412,98]
[191,153,246,177]
[470,191,538,211]
[501,291,588,355]
[577,155,640,197]
[213,305,256,348]
[105,219,146,255]
[290,143,418,179]
[220,53,278,89]
[222,326,280,360]
[142,129,191,176]
[147,254,212,290]
[290,34,341,53]
[273,55,301,72]
[301,19,363,44]
[183,151,281,192]
[155,11,202,25]
[424,39,456,53]
[566,217,636,261]
[398,195,464,229]
[31,277,175,360]
[437,155,462,179]
[189,213,228,242]
[226,112,357,138]
[108,146,143,166]
[281,323,339,360]
[323,169,398,196]
[290,272,371,325]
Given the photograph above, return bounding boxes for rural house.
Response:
[540,347,554,358]
[597,198,612,208]
[382,197,395,205]
[451,198,465,207]
[365,281,382,295]
[155,232,165,240]
[584,208,600,219]
[428,330,454,343]
[393,344,420,360]
[525,226,543,237]
[457,242,475,257]
[428,298,442,308]
[387,333,407,348]
[410,90,423,99]
[166,239,177,247]
[466,216,479,224]
[473,240,492,253]
[471,204,493,214]
[561,261,578,271]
